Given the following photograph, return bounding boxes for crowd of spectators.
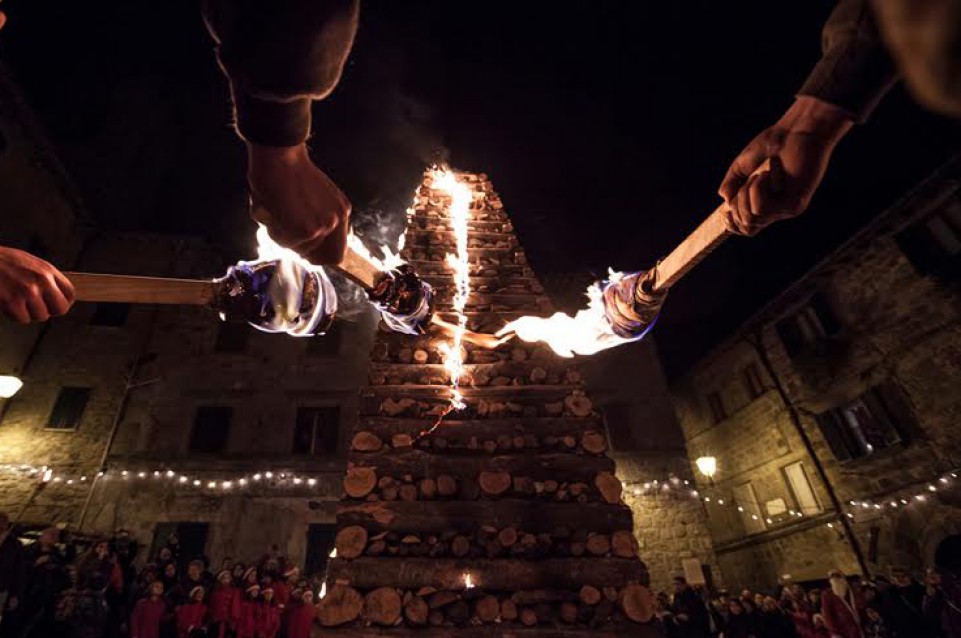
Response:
[0,513,323,638]
[657,567,961,638]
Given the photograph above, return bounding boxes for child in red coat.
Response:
[131,581,167,638]
[257,587,282,638]
[235,584,260,638]
[208,570,237,638]
[175,586,208,638]
[284,590,316,638]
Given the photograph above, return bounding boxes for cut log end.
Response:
[334,526,368,560]
[363,587,402,626]
[344,467,377,499]
[317,584,363,627]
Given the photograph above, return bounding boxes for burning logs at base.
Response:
[321,171,658,637]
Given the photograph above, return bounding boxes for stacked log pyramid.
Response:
[319,171,661,637]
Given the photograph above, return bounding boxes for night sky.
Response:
[1,1,959,376]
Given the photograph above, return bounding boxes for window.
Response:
[783,462,822,515]
[775,293,841,358]
[293,406,340,455]
[189,407,232,453]
[741,363,765,400]
[706,391,726,424]
[306,321,343,357]
[304,524,338,578]
[732,482,766,534]
[214,321,248,353]
[90,302,130,327]
[47,387,91,430]
[815,386,911,461]
[896,197,961,279]
[602,403,636,451]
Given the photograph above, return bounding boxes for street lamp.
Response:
[695,456,717,484]
[0,376,23,399]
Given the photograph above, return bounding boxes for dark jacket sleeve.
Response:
[202,0,360,146]
[797,0,898,122]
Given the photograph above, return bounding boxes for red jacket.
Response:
[257,601,282,638]
[209,586,238,624]
[235,598,260,638]
[131,597,167,638]
[272,581,291,610]
[822,589,865,638]
[175,602,207,638]
[284,602,316,638]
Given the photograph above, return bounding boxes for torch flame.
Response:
[463,573,475,589]
[346,232,405,273]
[497,270,635,358]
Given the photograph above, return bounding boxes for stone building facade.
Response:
[672,156,961,589]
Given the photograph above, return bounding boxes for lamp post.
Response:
[695,455,717,486]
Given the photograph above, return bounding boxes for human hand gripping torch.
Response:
[498,160,773,356]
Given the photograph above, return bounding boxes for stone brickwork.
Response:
[672,157,961,589]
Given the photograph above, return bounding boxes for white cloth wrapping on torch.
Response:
[602,269,666,340]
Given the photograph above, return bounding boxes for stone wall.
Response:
[671,157,961,589]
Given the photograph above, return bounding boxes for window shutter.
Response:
[875,382,920,444]
[815,411,852,461]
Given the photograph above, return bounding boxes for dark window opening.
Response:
[602,403,636,451]
[304,524,337,578]
[90,302,130,327]
[0,128,7,155]
[189,406,232,453]
[293,406,340,455]
[706,391,726,424]
[214,321,248,353]
[896,197,961,280]
[742,363,765,400]
[148,522,209,567]
[815,385,913,461]
[775,292,841,358]
[47,387,91,430]
[306,321,342,357]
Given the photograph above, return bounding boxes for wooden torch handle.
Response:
[65,273,217,305]
[649,158,772,293]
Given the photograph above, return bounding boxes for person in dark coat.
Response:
[821,570,866,638]
[21,526,69,638]
[670,576,711,638]
[722,599,755,638]
[880,567,929,638]
[757,596,797,638]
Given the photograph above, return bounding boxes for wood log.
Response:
[413,349,429,364]
[418,478,437,500]
[500,599,518,621]
[581,431,607,454]
[564,393,592,417]
[382,485,399,501]
[391,433,413,448]
[520,608,538,626]
[428,591,459,609]
[334,526,368,560]
[603,587,619,603]
[447,600,470,626]
[451,535,471,557]
[559,601,579,624]
[579,585,602,606]
[498,527,518,548]
[404,595,429,626]
[358,416,603,443]
[327,558,647,591]
[366,540,386,556]
[371,342,389,361]
[479,471,512,496]
[529,367,547,384]
[586,534,611,556]
[348,451,613,482]
[399,484,418,502]
[619,584,655,623]
[475,595,500,623]
[595,472,622,504]
[436,475,458,496]
[511,590,578,605]
[351,431,383,452]
[364,587,402,626]
[611,530,637,558]
[344,467,377,498]
[316,584,363,627]
[428,610,444,626]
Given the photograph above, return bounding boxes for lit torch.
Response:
[498,160,774,356]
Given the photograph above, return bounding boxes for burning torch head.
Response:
[212,259,337,337]
[367,263,434,335]
[602,268,667,340]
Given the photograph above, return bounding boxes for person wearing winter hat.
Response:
[209,570,238,638]
[274,565,298,611]
[131,581,167,638]
[236,584,260,638]
[284,589,316,638]
[175,586,208,638]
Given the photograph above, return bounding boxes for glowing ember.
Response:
[497,270,645,358]
[432,169,473,412]
[463,573,475,589]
